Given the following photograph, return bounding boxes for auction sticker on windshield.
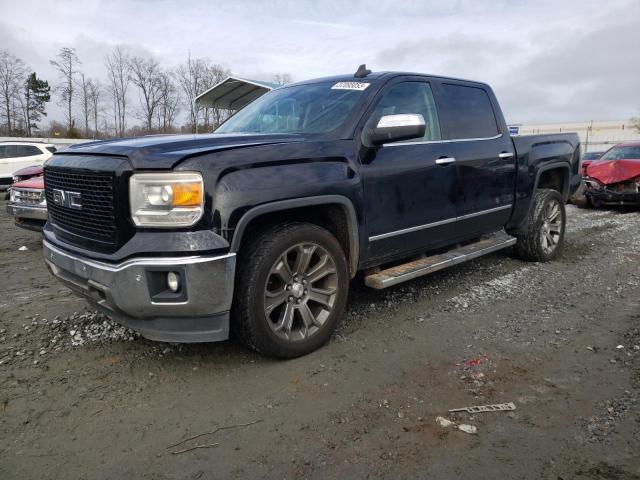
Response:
[331,82,370,90]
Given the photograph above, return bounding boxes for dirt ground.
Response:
[1,199,640,480]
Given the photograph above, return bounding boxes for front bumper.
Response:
[7,202,48,220]
[7,203,47,231]
[586,189,640,206]
[43,240,236,343]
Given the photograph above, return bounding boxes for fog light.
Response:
[167,272,180,292]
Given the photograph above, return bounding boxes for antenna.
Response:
[354,64,371,78]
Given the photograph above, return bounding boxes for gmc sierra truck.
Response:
[42,68,581,358]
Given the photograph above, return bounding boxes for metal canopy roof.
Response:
[195,76,279,111]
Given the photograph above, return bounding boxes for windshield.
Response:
[215,82,367,135]
[600,145,640,161]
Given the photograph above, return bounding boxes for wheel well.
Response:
[234,204,356,276]
[537,167,568,198]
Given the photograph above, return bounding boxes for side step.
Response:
[364,231,517,289]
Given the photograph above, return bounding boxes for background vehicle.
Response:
[12,164,44,183]
[580,151,604,176]
[41,69,580,358]
[0,142,55,190]
[583,141,640,208]
[6,174,47,231]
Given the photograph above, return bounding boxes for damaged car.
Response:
[6,172,47,231]
[584,141,640,208]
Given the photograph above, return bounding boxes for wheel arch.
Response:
[535,162,571,201]
[230,195,360,277]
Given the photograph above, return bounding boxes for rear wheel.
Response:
[232,222,349,358]
[514,189,566,262]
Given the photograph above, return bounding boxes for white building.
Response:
[509,120,640,153]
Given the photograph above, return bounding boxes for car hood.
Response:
[587,159,640,185]
[61,133,305,169]
[13,175,44,189]
[13,164,43,177]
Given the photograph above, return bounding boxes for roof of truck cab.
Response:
[286,71,490,88]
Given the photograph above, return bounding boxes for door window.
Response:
[441,84,499,139]
[0,145,18,158]
[370,82,441,141]
[17,145,42,157]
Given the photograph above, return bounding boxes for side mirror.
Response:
[363,114,426,147]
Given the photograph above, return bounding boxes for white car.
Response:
[0,142,56,190]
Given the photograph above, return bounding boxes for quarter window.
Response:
[441,84,499,139]
[370,82,441,141]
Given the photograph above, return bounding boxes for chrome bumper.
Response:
[43,240,236,342]
[7,203,48,221]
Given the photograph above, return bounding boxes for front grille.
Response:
[13,188,45,205]
[44,168,117,246]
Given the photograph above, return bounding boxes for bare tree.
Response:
[201,63,229,131]
[128,55,163,133]
[632,115,640,133]
[105,47,131,137]
[87,80,102,138]
[175,54,207,132]
[0,50,26,135]
[76,73,92,137]
[273,73,292,86]
[156,72,179,133]
[50,47,80,131]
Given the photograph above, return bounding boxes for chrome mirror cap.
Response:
[376,113,425,129]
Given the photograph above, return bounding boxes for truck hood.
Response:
[13,164,44,177]
[13,175,44,190]
[587,159,640,185]
[62,133,305,169]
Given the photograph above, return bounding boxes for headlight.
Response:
[130,172,204,227]
[9,189,16,202]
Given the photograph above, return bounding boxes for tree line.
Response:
[0,47,291,139]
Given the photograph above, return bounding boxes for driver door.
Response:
[360,79,459,264]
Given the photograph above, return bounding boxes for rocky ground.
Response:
[1,201,639,479]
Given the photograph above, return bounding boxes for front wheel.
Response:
[232,222,349,358]
[514,189,566,262]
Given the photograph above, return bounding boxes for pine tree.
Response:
[23,72,51,137]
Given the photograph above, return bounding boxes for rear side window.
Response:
[17,145,42,157]
[441,84,499,139]
[46,146,57,153]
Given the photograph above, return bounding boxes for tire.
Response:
[514,189,566,262]
[232,222,349,358]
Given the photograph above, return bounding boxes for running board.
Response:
[364,231,517,289]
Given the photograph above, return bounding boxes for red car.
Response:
[580,151,604,177]
[583,141,640,208]
[6,171,47,231]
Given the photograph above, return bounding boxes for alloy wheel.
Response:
[540,199,563,255]
[263,243,338,342]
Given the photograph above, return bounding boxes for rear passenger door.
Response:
[12,145,46,172]
[439,83,516,238]
[0,145,18,180]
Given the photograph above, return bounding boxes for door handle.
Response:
[435,157,456,165]
[498,152,514,159]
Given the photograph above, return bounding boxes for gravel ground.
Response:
[1,201,639,479]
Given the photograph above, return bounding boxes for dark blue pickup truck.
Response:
[42,67,580,357]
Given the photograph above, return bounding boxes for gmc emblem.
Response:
[52,189,83,210]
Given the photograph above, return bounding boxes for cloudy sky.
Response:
[1,0,639,125]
